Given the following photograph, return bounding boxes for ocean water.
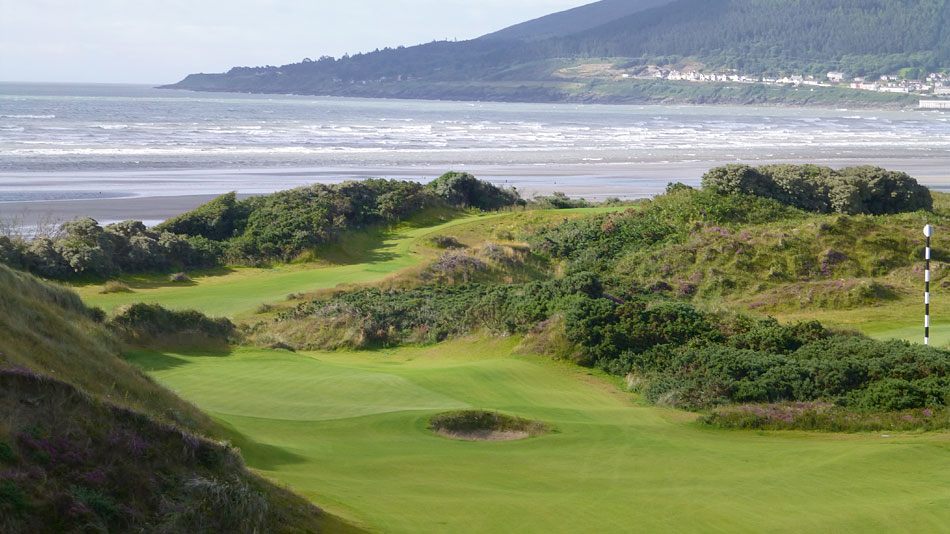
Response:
[1,82,950,202]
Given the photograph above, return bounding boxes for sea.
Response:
[2,82,950,206]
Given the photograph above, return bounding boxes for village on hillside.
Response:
[557,62,950,105]
[655,68,950,95]
[641,66,950,96]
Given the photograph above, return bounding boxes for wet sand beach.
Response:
[3,158,950,231]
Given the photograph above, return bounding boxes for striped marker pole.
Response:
[924,224,935,345]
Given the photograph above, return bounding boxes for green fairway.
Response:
[76,213,504,317]
[126,338,950,534]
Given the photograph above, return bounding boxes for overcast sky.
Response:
[0,0,589,84]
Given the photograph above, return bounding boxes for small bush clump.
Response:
[108,303,235,340]
[425,171,524,211]
[168,272,191,283]
[426,235,465,249]
[0,479,28,517]
[0,440,15,463]
[531,192,589,209]
[99,280,132,294]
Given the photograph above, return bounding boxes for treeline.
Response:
[0,173,522,279]
[702,164,932,215]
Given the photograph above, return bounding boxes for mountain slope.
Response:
[164,0,950,106]
[478,0,676,42]
[549,0,950,73]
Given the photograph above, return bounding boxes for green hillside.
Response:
[478,0,675,42]
[164,0,950,106]
[555,0,950,76]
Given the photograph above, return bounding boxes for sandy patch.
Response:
[434,429,531,442]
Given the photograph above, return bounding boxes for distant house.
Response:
[827,71,848,82]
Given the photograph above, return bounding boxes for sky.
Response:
[0,0,589,84]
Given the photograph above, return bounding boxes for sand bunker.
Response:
[429,410,549,442]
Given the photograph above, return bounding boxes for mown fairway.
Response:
[126,338,950,534]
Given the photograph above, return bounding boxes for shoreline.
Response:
[159,84,921,112]
[3,158,950,231]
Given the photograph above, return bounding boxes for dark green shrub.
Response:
[109,303,235,340]
[426,171,523,211]
[0,440,15,463]
[155,192,247,241]
[71,485,120,523]
[0,479,28,516]
[426,235,465,249]
[532,192,589,209]
[702,164,932,215]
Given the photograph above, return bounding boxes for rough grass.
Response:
[0,263,361,533]
[0,263,216,435]
[701,402,950,432]
[125,338,950,534]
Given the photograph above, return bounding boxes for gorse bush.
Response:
[702,164,932,215]
[530,192,589,209]
[425,171,523,211]
[0,218,220,279]
[108,303,235,341]
[265,272,602,349]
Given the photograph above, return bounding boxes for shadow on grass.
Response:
[70,266,239,290]
[122,346,235,372]
[311,228,405,266]
[216,419,310,470]
[308,208,468,267]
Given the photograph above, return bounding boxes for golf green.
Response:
[126,338,950,534]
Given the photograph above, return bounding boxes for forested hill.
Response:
[478,0,676,42]
[164,0,950,106]
[550,0,950,74]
